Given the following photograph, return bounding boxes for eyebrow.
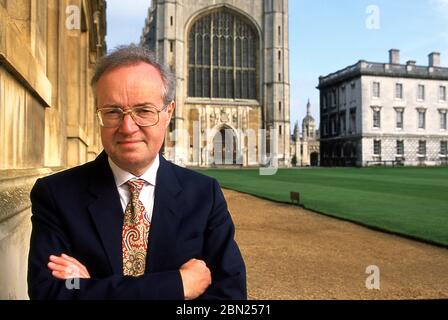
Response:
[98,102,157,109]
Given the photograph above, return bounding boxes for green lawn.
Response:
[196,167,448,246]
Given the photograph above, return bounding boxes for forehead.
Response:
[96,62,164,104]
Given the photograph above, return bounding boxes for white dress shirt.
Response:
[108,155,159,222]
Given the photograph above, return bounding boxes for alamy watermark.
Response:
[365,5,381,30]
[65,5,81,30]
[365,265,380,290]
[166,122,280,175]
[65,277,80,290]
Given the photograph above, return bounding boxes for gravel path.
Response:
[224,189,448,300]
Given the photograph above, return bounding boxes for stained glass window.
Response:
[188,10,258,99]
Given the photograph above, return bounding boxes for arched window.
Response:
[188,9,258,99]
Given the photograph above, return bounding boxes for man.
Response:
[27,45,247,300]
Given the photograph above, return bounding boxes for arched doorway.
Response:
[310,152,319,166]
[212,127,237,165]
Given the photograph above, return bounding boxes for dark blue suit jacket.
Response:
[27,152,246,299]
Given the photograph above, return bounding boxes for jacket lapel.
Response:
[85,153,184,274]
[87,152,124,275]
[147,155,184,272]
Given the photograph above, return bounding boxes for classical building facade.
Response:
[0,0,106,298]
[290,100,320,166]
[318,49,448,167]
[141,0,290,167]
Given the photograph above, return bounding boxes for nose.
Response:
[118,113,139,134]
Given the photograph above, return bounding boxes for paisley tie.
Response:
[122,178,150,276]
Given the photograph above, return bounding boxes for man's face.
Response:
[96,62,175,176]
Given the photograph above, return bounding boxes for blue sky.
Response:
[106,0,448,131]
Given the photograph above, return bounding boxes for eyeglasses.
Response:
[96,104,169,128]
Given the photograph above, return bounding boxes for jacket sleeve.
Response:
[27,178,184,300]
[199,179,247,300]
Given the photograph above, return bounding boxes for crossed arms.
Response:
[28,177,246,300]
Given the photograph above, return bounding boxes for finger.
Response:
[47,262,70,273]
[49,259,83,277]
[49,255,71,267]
[51,265,89,280]
[48,259,80,274]
[61,254,90,276]
[51,270,78,280]
[51,270,67,280]
[54,255,89,278]
[61,254,79,264]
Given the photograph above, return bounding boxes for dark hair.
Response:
[91,44,175,105]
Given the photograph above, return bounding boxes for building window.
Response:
[418,140,426,155]
[373,140,381,155]
[278,26,282,45]
[441,141,448,156]
[278,50,281,62]
[440,110,447,130]
[417,84,425,100]
[332,117,337,134]
[279,125,282,135]
[395,108,404,129]
[396,140,404,155]
[323,95,327,110]
[350,82,356,101]
[372,108,381,128]
[333,91,337,106]
[170,41,174,52]
[329,117,333,134]
[395,83,403,99]
[340,111,346,134]
[188,10,258,99]
[440,86,446,101]
[322,117,328,135]
[278,101,282,114]
[372,82,380,98]
[170,16,174,26]
[341,86,346,104]
[278,73,281,81]
[349,109,356,133]
[418,110,426,129]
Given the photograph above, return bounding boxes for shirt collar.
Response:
[108,154,159,188]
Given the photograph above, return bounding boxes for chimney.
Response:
[406,60,416,71]
[429,52,440,67]
[389,49,400,64]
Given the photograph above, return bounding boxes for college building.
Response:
[141,0,291,167]
[318,49,448,167]
[290,99,320,166]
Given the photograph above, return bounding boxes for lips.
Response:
[117,140,143,145]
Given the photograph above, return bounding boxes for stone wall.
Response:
[0,0,106,299]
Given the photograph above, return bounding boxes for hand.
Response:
[47,254,91,279]
[179,258,211,300]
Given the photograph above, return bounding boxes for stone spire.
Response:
[293,120,299,140]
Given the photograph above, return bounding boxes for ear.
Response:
[165,100,175,126]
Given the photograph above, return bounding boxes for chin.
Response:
[118,153,154,168]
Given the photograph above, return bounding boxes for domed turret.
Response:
[302,99,316,139]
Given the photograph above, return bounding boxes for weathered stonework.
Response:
[141,0,290,167]
[0,0,106,299]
